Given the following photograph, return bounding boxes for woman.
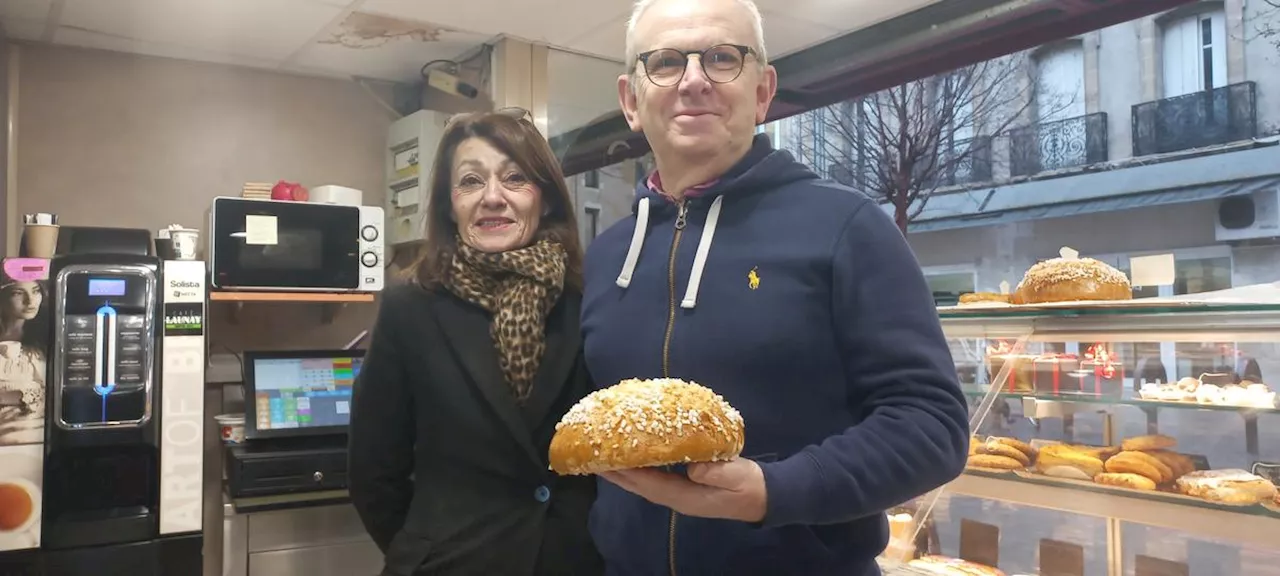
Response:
[349,109,601,576]
[0,271,48,446]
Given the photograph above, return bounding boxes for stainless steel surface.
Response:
[223,513,249,576]
[247,504,370,552]
[247,540,382,576]
[220,503,382,576]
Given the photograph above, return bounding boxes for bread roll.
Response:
[974,440,1031,466]
[1121,434,1177,452]
[989,437,1036,459]
[1144,450,1195,480]
[967,454,1025,470]
[1012,257,1132,304]
[1104,451,1172,484]
[959,292,1010,305]
[1094,472,1158,491]
[1036,444,1105,478]
[548,378,745,475]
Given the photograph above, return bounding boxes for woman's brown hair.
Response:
[407,110,584,292]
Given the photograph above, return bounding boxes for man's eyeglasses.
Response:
[446,106,532,128]
[635,44,756,87]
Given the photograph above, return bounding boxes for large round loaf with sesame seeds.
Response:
[1012,257,1132,305]
[548,378,746,476]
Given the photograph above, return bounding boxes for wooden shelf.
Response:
[948,472,1280,549]
[209,291,375,303]
[209,291,375,324]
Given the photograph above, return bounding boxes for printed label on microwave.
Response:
[244,215,278,245]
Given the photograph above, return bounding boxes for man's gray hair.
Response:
[623,0,768,72]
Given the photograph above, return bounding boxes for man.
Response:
[579,0,970,574]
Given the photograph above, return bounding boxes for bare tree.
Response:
[1253,0,1280,51]
[790,53,1073,235]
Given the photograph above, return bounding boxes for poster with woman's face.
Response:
[0,259,49,552]
[0,272,48,447]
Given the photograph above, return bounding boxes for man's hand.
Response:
[600,458,768,523]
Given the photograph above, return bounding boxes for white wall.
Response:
[1244,0,1280,134]
[1096,24,1142,159]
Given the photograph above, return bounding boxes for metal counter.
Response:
[206,386,382,576]
[221,496,383,576]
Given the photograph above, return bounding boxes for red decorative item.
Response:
[270,180,309,202]
[1081,344,1125,396]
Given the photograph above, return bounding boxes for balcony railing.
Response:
[1008,113,1109,177]
[1131,82,1257,157]
[937,135,994,187]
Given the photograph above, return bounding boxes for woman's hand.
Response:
[600,459,768,523]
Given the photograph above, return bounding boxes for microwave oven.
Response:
[208,196,385,292]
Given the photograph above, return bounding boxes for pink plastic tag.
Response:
[4,258,50,282]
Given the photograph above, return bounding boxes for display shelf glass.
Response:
[880,302,1280,576]
[958,384,1280,415]
[937,300,1280,320]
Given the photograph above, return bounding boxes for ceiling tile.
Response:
[290,12,493,82]
[560,6,845,62]
[52,24,282,72]
[0,0,52,23]
[363,0,630,46]
[58,0,345,62]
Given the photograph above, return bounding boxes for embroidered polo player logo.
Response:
[747,267,760,290]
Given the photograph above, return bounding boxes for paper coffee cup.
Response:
[169,228,200,260]
[22,224,58,259]
[215,413,245,443]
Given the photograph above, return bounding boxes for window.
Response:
[583,169,600,189]
[1162,10,1226,97]
[1035,43,1086,122]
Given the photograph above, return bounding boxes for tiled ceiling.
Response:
[0,0,944,84]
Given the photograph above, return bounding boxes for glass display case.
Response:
[880,300,1280,576]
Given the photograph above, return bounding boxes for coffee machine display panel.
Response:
[53,265,157,429]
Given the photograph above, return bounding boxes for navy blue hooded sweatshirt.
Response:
[580,135,970,576]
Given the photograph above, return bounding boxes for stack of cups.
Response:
[22,213,59,259]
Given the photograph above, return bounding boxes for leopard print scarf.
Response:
[444,237,566,402]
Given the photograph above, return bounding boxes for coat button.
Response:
[534,485,551,503]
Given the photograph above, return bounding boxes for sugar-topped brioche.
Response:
[548,378,746,476]
[1012,252,1132,305]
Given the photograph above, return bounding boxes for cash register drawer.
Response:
[227,445,348,498]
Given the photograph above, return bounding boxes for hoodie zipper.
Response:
[663,200,688,576]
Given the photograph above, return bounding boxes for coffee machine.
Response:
[35,229,205,574]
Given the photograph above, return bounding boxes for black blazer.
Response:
[349,283,602,576]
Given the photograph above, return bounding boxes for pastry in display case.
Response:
[877,291,1280,576]
[960,292,1012,306]
[1010,249,1132,305]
